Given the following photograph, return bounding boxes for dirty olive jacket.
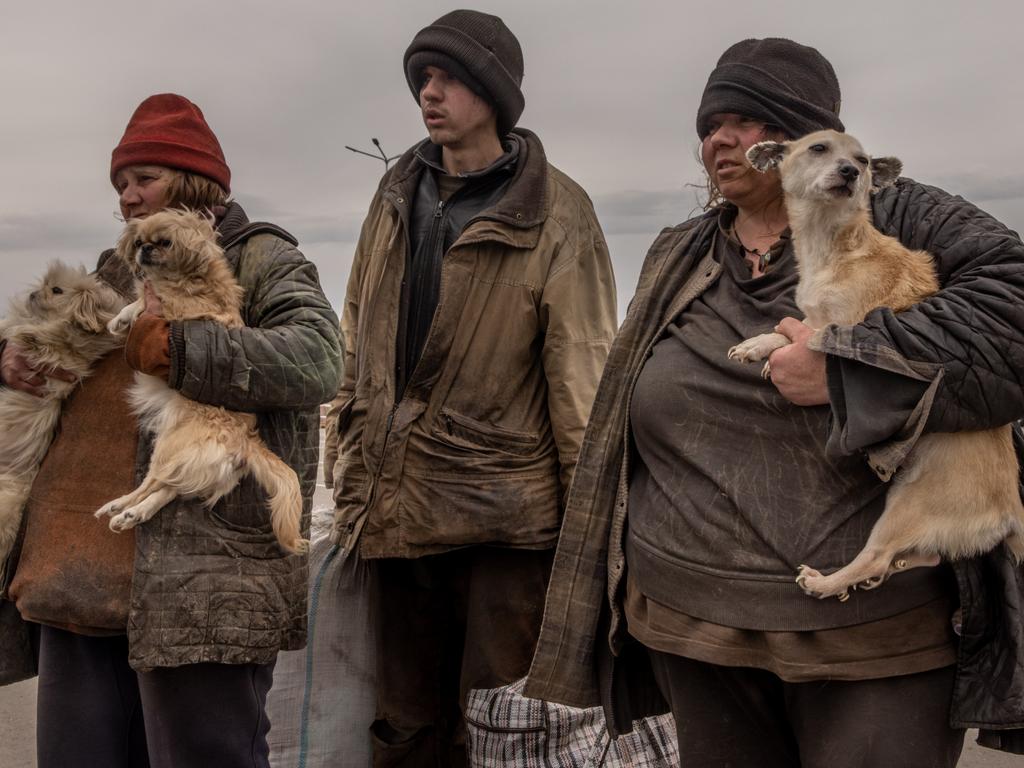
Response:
[328,129,617,558]
[1,203,342,674]
[524,179,1024,754]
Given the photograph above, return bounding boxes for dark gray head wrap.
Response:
[404,9,525,136]
[696,38,844,139]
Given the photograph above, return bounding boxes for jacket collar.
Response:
[384,128,549,233]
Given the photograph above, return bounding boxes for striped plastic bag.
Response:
[465,678,678,767]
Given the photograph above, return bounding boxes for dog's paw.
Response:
[728,332,789,364]
[94,500,122,519]
[107,315,132,336]
[108,510,141,532]
[796,564,850,602]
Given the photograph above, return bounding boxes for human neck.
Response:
[441,132,504,176]
[732,197,789,275]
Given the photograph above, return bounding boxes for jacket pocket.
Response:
[437,407,539,457]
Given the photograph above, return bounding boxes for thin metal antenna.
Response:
[346,138,402,170]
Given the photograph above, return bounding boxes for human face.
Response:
[701,114,783,209]
[419,65,498,149]
[114,165,175,220]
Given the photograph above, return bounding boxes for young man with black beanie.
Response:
[325,9,617,765]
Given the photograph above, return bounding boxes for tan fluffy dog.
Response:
[728,130,1024,600]
[95,209,307,555]
[0,263,125,565]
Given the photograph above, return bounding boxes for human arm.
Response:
[539,196,618,497]
[168,236,342,412]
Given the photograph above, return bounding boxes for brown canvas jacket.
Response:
[327,129,617,559]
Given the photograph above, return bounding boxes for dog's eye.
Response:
[51,287,64,295]
[809,144,827,153]
[855,155,869,165]
[158,239,172,248]
[133,239,143,249]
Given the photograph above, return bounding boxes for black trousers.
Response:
[648,648,965,768]
[36,625,275,768]
[371,547,553,768]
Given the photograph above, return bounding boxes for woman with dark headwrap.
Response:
[526,38,1024,766]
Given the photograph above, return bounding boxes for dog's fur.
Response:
[728,129,1024,600]
[95,209,307,555]
[0,263,125,563]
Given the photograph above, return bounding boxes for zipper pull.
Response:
[434,200,445,218]
[445,413,453,435]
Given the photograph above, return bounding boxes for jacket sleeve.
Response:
[324,192,383,494]
[168,236,342,412]
[539,196,618,497]
[814,179,1024,477]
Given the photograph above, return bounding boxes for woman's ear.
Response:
[746,141,788,172]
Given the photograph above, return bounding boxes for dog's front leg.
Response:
[108,298,145,336]
[728,332,791,379]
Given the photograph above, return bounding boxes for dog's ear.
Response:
[115,221,139,268]
[870,156,902,189]
[69,284,110,333]
[746,141,788,172]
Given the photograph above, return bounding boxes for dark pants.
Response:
[36,625,275,768]
[371,547,553,768]
[649,649,965,768]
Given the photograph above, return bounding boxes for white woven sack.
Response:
[267,510,376,768]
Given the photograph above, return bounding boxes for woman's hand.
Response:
[141,281,164,316]
[767,317,828,406]
[0,342,77,397]
[124,281,171,379]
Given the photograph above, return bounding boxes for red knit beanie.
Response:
[110,94,231,192]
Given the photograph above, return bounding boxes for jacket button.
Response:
[515,212,522,219]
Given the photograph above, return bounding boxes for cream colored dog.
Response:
[728,129,1024,600]
[0,263,125,565]
[95,209,307,555]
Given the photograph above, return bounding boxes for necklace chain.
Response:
[729,220,784,272]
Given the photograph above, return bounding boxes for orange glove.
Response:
[124,312,171,380]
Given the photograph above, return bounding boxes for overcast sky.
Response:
[2,0,1021,317]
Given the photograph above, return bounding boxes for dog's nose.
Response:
[838,163,860,180]
[139,243,156,265]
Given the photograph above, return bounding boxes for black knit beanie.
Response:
[404,9,525,135]
[696,38,844,140]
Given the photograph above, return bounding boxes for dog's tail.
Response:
[246,443,308,555]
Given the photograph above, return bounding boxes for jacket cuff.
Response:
[168,321,187,391]
[815,325,940,480]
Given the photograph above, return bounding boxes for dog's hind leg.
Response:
[108,485,177,532]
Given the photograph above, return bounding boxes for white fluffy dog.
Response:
[0,263,125,565]
[95,209,307,555]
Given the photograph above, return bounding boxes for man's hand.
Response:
[767,317,828,406]
[0,342,77,398]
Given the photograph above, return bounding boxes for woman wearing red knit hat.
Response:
[0,93,342,768]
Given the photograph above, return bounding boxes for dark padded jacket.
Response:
[525,179,1024,754]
